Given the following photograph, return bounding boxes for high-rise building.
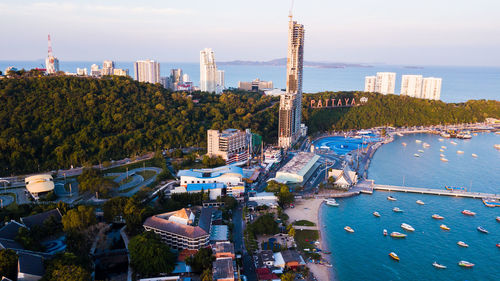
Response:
[364,76,376,92]
[76,68,87,76]
[183,73,190,83]
[113,68,129,77]
[102,60,115,75]
[90,64,101,77]
[207,129,251,164]
[375,72,396,95]
[400,75,423,98]
[217,70,225,93]
[200,48,220,94]
[422,77,442,100]
[278,14,305,148]
[45,34,59,74]
[238,79,273,92]
[134,60,160,84]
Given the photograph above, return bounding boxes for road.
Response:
[233,206,257,281]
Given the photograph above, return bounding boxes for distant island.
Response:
[218,58,372,69]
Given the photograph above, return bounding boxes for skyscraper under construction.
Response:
[278,14,305,148]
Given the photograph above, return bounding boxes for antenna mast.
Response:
[47,34,53,57]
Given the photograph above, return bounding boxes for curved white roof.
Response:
[25,174,54,193]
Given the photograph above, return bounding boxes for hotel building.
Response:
[364,76,376,92]
[278,14,305,148]
[400,75,423,98]
[200,48,222,94]
[375,72,396,94]
[207,129,251,164]
[238,79,273,92]
[102,60,115,75]
[422,77,442,100]
[134,59,160,84]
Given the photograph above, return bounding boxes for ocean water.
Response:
[313,135,381,155]
[323,133,500,281]
[1,60,500,103]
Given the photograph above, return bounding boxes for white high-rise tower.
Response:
[400,75,423,98]
[200,48,220,94]
[134,60,160,84]
[45,34,59,74]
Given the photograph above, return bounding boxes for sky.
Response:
[1,0,500,66]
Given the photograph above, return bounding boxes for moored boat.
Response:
[496,217,500,222]
[390,232,407,238]
[325,198,339,206]
[415,140,422,143]
[383,229,387,236]
[414,153,420,157]
[389,252,399,261]
[462,210,476,216]
[402,142,407,146]
[494,144,500,150]
[401,223,415,232]
[450,141,457,145]
[440,224,450,231]
[457,241,469,247]
[441,132,451,138]
[471,153,478,158]
[457,150,464,154]
[344,226,354,233]
[477,226,488,234]
[439,149,444,152]
[393,207,403,213]
[482,198,500,207]
[441,146,447,149]
[416,200,425,205]
[438,138,444,141]
[440,153,445,157]
[387,196,397,201]
[373,211,380,217]
[458,260,474,268]
[418,149,424,153]
[432,214,444,220]
[440,158,448,162]
[496,243,500,248]
[433,262,447,269]
[396,132,403,137]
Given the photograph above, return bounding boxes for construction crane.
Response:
[47,34,54,63]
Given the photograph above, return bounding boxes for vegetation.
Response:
[0,249,17,281]
[128,231,177,277]
[186,247,215,274]
[0,76,277,176]
[62,205,96,232]
[247,213,279,235]
[281,272,296,281]
[77,168,118,198]
[293,220,316,226]
[201,155,226,168]
[266,181,294,207]
[294,229,319,254]
[41,252,91,281]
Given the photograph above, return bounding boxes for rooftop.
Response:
[210,225,229,242]
[177,165,243,179]
[21,208,62,229]
[277,152,320,177]
[186,183,225,192]
[143,208,213,239]
[212,258,234,280]
[18,252,44,277]
[0,221,26,240]
[213,241,234,255]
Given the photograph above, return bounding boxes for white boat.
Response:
[423,143,430,148]
[416,200,425,205]
[450,141,457,145]
[494,144,500,150]
[438,138,444,142]
[373,211,381,217]
[396,132,403,137]
[457,150,464,154]
[387,196,397,201]
[418,149,424,153]
[414,153,420,157]
[471,153,478,158]
[344,226,354,233]
[441,132,451,138]
[457,241,469,247]
[401,223,415,232]
[416,140,422,143]
[440,149,444,152]
[402,142,407,146]
[383,229,388,236]
[440,158,449,162]
[433,262,447,269]
[440,153,445,157]
[441,146,447,149]
[325,199,339,207]
[393,207,403,213]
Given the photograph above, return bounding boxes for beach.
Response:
[286,198,335,281]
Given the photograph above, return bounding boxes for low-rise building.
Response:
[256,268,279,281]
[143,208,213,250]
[273,152,321,185]
[24,175,55,199]
[17,253,44,281]
[210,225,229,243]
[273,250,305,270]
[258,250,275,267]
[213,241,235,260]
[20,208,62,229]
[238,79,273,92]
[212,257,236,281]
[248,192,278,208]
[328,166,358,189]
[177,166,244,188]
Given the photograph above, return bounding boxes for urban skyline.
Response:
[1,0,500,66]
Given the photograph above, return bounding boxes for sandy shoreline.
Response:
[286,198,336,281]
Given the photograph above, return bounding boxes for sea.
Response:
[322,133,500,281]
[1,60,500,103]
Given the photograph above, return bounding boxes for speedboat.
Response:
[458,260,474,268]
[396,132,404,137]
[494,144,500,150]
[496,216,500,222]
[432,214,444,220]
[440,158,449,162]
[496,243,500,248]
[477,226,488,234]
[415,140,422,143]
[401,223,415,232]
[423,143,430,148]
[457,150,464,154]
[440,224,450,231]
[325,199,339,207]
[482,198,500,207]
[440,153,445,157]
[433,262,447,269]
[441,146,447,149]
[389,252,400,261]
[393,207,403,213]
[441,132,451,138]
[457,241,469,247]
[440,149,444,152]
[438,138,444,142]
[402,142,407,146]
[450,141,457,145]
[462,210,476,216]
[344,226,354,233]
[414,153,420,157]
[373,211,380,217]
[387,196,397,201]
[416,200,425,205]
[418,149,424,153]
[471,153,478,158]
[383,229,388,236]
[390,232,407,238]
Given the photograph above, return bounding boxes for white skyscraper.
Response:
[375,72,396,95]
[422,77,442,100]
[364,76,376,92]
[134,60,160,84]
[102,60,115,76]
[76,68,87,76]
[217,70,225,94]
[183,73,190,83]
[90,64,101,76]
[401,75,423,98]
[200,48,218,93]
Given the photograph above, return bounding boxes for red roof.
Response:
[256,268,278,281]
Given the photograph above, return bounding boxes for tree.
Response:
[201,268,213,281]
[0,249,17,281]
[281,272,296,281]
[278,185,294,206]
[288,226,296,237]
[103,196,128,222]
[16,226,45,251]
[50,265,91,281]
[186,247,214,274]
[41,252,92,281]
[62,205,96,232]
[128,231,176,277]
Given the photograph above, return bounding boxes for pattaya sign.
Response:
[309,96,368,108]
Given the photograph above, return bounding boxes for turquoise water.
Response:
[323,133,500,280]
[313,135,381,155]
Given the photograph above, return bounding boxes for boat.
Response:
[402,142,407,146]
[457,241,469,247]
[423,142,430,147]
[383,229,388,236]
[416,200,425,205]
[496,243,500,248]
[457,150,464,154]
[432,214,444,220]
[415,140,422,143]
[396,132,403,137]
[393,207,403,213]
[390,232,407,238]
[445,186,467,192]
[458,261,474,268]
[373,211,380,217]
[482,198,500,207]
[494,144,500,150]
[472,153,478,158]
[450,141,457,145]
[440,224,450,231]
[496,217,500,222]
[440,158,448,162]
[401,223,415,232]
[387,196,397,201]
[325,198,339,207]
[462,210,476,216]
[441,132,451,138]
[460,134,472,139]
[477,226,488,234]
[433,262,447,269]
[440,153,445,157]
[414,153,420,157]
[389,252,400,261]
[441,146,447,149]
[438,138,444,142]
[418,149,424,153]
[344,226,354,233]
[440,149,444,152]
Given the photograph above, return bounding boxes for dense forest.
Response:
[1,76,499,176]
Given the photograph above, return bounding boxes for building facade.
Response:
[102,60,115,75]
[177,165,245,188]
[364,76,376,92]
[113,68,129,76]
[200,48,220,94]
[134,60,160,84]
[278,15,305,148]
[217,70,225,93]
[207,129,251,164]
[375,72,396,95]
[400,75,423,98]
[238,79,273,92]
[422,77,442,100]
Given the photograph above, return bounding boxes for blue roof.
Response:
[186,183,225,192]
[177,165,244,179]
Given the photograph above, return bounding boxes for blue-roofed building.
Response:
[177,165,244,188]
